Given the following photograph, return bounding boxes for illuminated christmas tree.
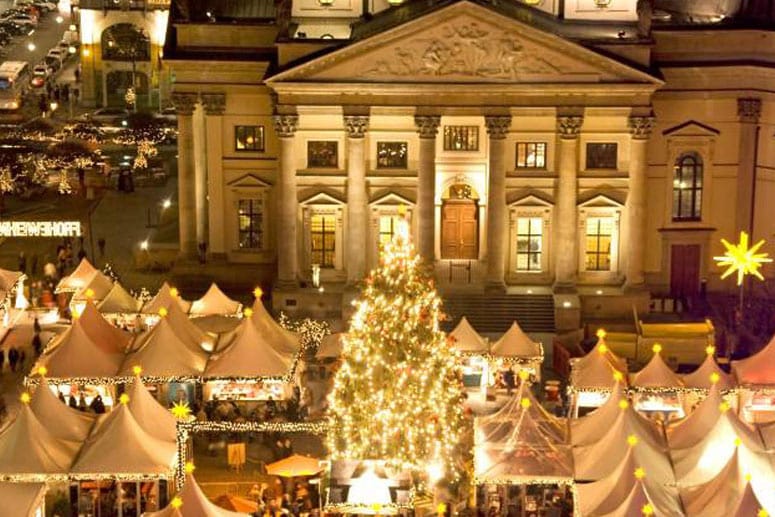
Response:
[327,213,466,485]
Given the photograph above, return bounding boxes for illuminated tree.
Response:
[327,216,466,485]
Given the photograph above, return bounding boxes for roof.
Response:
[489,322,542,359]
[141,282,192,314]
[248,299,300,357]
[0,482,46,516]
[474,382,572,483]
[78,301,133,352]
[126,378,178,443]
[120,316,209,377]
[55,258,98,293]
[97,282,141,314]
[0,268,22,292]
[204,315,294,378]
[571,348,627,390]
[630,351,684,389]
[171,0,276,23]
[732,333,775,385]
[448,317,488,355]
[70,270,115,302]
[666,385,726,450]
[189,283,242,317]
[71,403,176,477]
[30,377,95,442]
[682,353,735,391]
[145,473,250,516]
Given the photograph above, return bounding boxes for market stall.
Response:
[69,270,115,313]
[732,333,775,424]
[629,345,687,422]
[95,282,142,327]
[0,482,46,516]
[246,297,301,357]
[144,471,249,516]
[30,376,95,442]
[120,315,209,377]
[55,258,100,293]
[489,321,544,383]
[682,346,737,412]
[189,283,242,318]
[448,317,489,391]
[568,334,628,417]
[126,377,178,443]
[141,283,192,320]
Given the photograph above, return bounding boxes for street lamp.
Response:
[55,15,64,24]
[27,42,36,51]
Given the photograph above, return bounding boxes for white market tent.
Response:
[679,449,775,516]
[246,298,300,357]
[474,382,573,484]
[316,332,343,359]
[448,317,489,355]
[630,350,684,389]
[71,402,176,477]
[30,376,95,442]
[56,258,99,293]
[629,348,687,420]
[571,345,627,390]
[70,270,115,303]
[0,482,46,516]
[189,283,242,317]
[96,282,142,314]
[35,307,129,378]
[682,352,736,391]
[204,314,294,378]
[666,385,727,450]
[575,447,682,516]
[120,316,209,377]
[143,473,249,516]
[126,377,178,443]
[0,404,80,477]
[490,321,543,360]
[732,333,775,385]
[78,301,133,350]
[142,282,192,314]
[594,480,654,517]
[0,267,22,300]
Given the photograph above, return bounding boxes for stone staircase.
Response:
[441,294,556,334]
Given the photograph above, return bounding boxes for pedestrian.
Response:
[89,394,106,414]
[62,83,70,102]
[45,81,52,98]
[7,347,18,373]
[38,94,48,117]
[31,333,42,357]
[97,237,106,257]
[33,316,41,334]
[17,251,26,274]
[53,85,60,102]
[73,88,80,104]
[75,63,81,82]
[68,394,78,409]
[78,392,87,412]
[30,253,38,278]
[58,390,66,404]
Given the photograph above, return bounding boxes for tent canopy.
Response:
[475,382,572,483]
[243,299,300,357]
[120,316,209,377]
[630,351,684,389]
[205,315,294,378]
[30,377,95,442]
[732,333,775,385]
[126,378,177,443]
[78,301,133,352]
[56,258,98,292]
[683,354,736,391]
[316,332,343,359]
[266,454,324,477]
[72,403,176,476]
[141,282,192,314]
[571,350,626,390]
[97,282,141,314]
[0,482,46,517]
[666,385,726,450]
[71,270,114,302]
[189,283,242,317]
[0,268,22,292]
[144,473,249,517]
[448,317,489,355]
[489,321,542,359]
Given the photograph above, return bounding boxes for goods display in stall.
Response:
[204,379,289,402]
[629,345,687,421]
[568,332,628,416]
[732,334,775,423]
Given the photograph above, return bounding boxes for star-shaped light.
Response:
[619,399,629,410]
[171,401,191,420]
[759,508,769,517]
[642,503,654,516]
[627,434,639,447]
[20,392,30,404]
[714,231,772,286]
[254,286,263,298]
[634,467,646,479]
[37,366,48,376]
[520,397,531,409]
[170,496,183,509]
[119,393,130,405]
[184,461,196,474]
[132,365,142,376]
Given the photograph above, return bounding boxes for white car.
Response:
[46,48,66,63]
[9,14,37,26]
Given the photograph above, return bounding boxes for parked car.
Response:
[82,107,131,123]
[47,48,66,63]
[43,55,61,72]
[30,63,49,88]
[8,14,37,27]
[30,2,57,13]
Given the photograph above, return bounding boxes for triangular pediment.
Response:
[662,120,720,138]
[579,191,625,208]
[270,2,661,85]
[508,190,554,207]
[370,190,416,206]
[299,190,346,205]
[227,173,272,188]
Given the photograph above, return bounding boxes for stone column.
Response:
[414,115,441,262]
[171,92,199,259]
[274,115,300,288]
[625,115,655,290]
[554,115,584,291]
[344,115,369,284]
[484,115,512,292]
[736,98,761,235]
[201,93,226,260]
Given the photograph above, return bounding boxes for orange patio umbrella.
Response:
[266,454,324,477]
[213,494,259,513]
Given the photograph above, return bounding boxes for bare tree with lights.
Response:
[327,213,466,497]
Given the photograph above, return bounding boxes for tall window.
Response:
[307,141,338,168]
[238,199,263,249]
[376,142,408,169]
[673,153,703,221]
[516,217,542,272]
[586,143,618,169]
[516,142,547,169]
[311,214,336,268]
[585,217,613,271]
[444,126,479,151]
[235,126,265,152]
[378,214,403,247]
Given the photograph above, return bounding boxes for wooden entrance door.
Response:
[441,199,478,259]
[670,244,701,298]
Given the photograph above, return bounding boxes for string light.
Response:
[627,434,638,446]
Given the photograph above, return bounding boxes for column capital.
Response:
[738,97,761,123]
[171,92,198,116]
[201,93,226,116]
[628,115,655,140]
[273,114,299,138]
[484,115,512,140]
[414,115,441,139]
[344,115,369,138]
[557,115,584,139]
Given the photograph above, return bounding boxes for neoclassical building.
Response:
[163,0,775,327]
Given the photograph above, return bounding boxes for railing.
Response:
[447,260,473,284]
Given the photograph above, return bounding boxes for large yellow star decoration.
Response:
[171,401,191,420]
[714,231,772,286]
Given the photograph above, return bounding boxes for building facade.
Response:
[163,0,775,325]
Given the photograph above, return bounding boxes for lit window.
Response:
[585,217,613,271]
[516,142,547,169]
[516,217,542,272]
[672,152,703,221]
[235,126,265,152]
[443,126,479,151]
[307,141,338,168]
[311,214,336,268]
[238,199,263,249]
[378,214,402,247]
[586,143,618,169]
[376,142,408,169]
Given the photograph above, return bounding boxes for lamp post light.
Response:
[27,42,36,52]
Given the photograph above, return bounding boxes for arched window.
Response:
[673,152,703,221]
[101,24,150,62]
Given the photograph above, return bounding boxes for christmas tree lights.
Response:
[326,215,466,486]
